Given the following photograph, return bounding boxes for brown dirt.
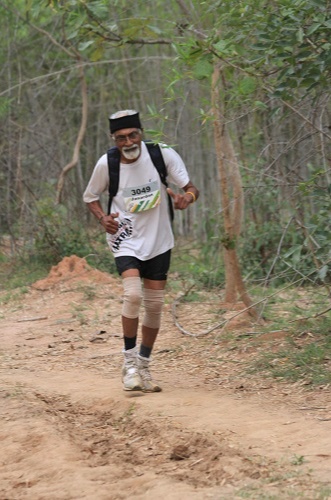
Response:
[0,255,330,500]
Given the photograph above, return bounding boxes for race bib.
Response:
[123,180,161,213]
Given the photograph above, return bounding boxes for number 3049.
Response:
[131,186,151,195]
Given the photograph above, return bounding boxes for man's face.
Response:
[112,128,142,161]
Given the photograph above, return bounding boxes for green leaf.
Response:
[254,100,268,109]
[192,59,213,80]
[213,39,228,53]
[67,30,79,41]
[318,265,328,281]
[306,23,321,36]
[297,27,304,43]
[90,45,104,61]
[238,77,257,95]
[146,24,162,36]
[284,244,302,263]
[78,41,94,51]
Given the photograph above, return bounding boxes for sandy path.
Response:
[1,256,330,499]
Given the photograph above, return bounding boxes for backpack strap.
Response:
[106,146,121,215]
[145,141,174,221]
[107,141,174,221]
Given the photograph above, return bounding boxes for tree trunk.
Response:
[211,62,258,318]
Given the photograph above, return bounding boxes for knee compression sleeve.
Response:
[122,277,142,319]
[142,288,165,329]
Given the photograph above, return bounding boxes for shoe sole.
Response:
[142,386,162,393]
[123,384,143,391]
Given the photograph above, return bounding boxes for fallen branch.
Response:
[17,316,48,322]
[171,262,331,337]
[289,306,331,323]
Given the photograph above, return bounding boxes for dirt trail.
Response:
[0,256,330,499]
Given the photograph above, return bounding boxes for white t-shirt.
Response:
[83,142,190,260]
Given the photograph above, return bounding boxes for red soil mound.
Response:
[32,255,116,290]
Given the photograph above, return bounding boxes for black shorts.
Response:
[115,250,171,280]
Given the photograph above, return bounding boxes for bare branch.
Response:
[56,62,88,204]
[0,56,172,97]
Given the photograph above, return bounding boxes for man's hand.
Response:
[167,188,194,210]
[99,212,119,234]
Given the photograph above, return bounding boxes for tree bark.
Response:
[211,62,258,317]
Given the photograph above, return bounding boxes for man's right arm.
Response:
[85,200,106,223]
[85,200,119,234]
[83,156,119,234]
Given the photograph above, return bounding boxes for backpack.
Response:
[107,141,174,220]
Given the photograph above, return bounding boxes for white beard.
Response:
[122,145,141,160]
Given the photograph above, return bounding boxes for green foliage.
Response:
[0,231,117,293]
[236,160,331,285]
[290,173,331,283]
[171,214,225,290]
[237,77,257,96]
[163,0,331,101]
[291,455,306,466]
[0,255,49,292]
[122,18,163,39]
[241,214,329,286]
[252,330,331,386]
[209,0,331,98]
[32,197,91,264]
[85,233,117,275]
[192,57,213,80]
[0,98,12,119]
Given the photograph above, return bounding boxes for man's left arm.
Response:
[167,181,199,210]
